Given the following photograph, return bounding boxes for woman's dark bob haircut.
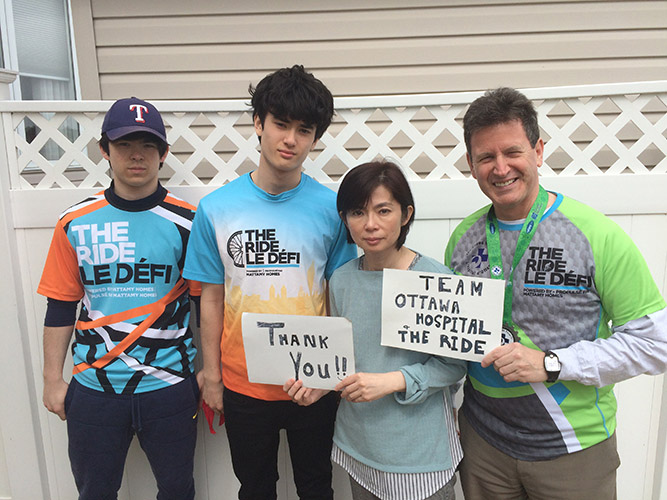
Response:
[337,160,415,250]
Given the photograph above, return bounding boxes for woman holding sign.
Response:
[287,161,466,500]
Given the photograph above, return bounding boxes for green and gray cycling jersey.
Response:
[445,191,666,460]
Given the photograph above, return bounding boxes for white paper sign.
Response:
[242,313,355,390]
[381,269,504,362]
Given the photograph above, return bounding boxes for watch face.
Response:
[545,354,560,372]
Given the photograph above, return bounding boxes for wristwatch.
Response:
[544,351,561,383]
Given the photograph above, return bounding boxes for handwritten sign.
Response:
[381,269,504,362]
[242,313,355,390]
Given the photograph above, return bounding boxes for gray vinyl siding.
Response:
[71,0,667,100]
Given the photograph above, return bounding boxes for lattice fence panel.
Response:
[3,82,665,190]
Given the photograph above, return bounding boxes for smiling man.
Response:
[445,87,667,499]
[184,65,356,500]
[38,97,200,500]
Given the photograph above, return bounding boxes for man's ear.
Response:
[99,143,110,161]
[535,138,544,168]
[160,145,170,163]
[253,114,263,138]
[467,153,477,179]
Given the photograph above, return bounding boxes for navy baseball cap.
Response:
[101,97,167,143]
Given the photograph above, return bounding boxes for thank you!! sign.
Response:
[242,313,355,390]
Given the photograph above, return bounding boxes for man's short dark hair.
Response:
[463,87,540,155]
[249,65,334,141]
[337,161,415,249]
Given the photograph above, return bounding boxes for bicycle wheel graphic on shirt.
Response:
[227,230,244,268]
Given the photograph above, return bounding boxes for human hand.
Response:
[200,374,224,414]
[334,371,405,403]
[43,378,69,420]
[283,378,328,406]
[481,343,547,383]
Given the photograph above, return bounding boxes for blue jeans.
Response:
[223,387,338,500]
[65,376,199,500]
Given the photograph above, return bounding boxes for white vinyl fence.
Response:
[0,76,665,499]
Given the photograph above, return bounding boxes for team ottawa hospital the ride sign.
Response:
[242,313,356,390]
[381,269,504,362]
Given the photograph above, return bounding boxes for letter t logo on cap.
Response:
[129,104,149,123]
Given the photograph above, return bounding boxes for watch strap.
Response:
[544,350,561,383]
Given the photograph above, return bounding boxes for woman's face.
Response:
[344,185,413,259]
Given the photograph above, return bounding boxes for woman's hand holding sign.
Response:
[335,371,406,403]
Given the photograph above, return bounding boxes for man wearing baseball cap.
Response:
[38,97,200,499]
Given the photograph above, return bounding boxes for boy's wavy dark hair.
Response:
[249,65,334,141]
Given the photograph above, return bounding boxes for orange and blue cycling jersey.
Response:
[38,184,200,395]
[184,173,356,401]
